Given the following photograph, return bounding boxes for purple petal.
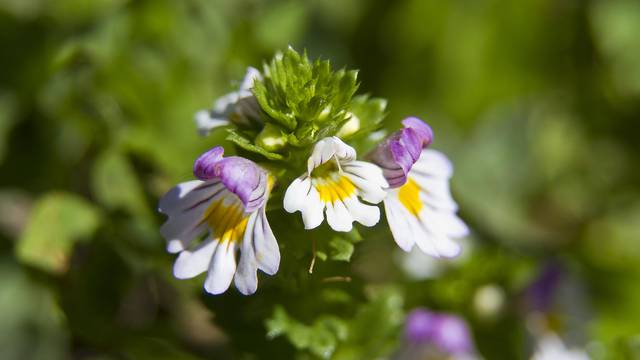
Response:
[402,116,434,147]
[404,309,474,356]
[194,146,225,179]
[368,117,434,188]
[193,146,268,212]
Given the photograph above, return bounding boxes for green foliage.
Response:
[16,193,101,274]
[92,149,149,217]
[1,0,640,359]
[266,306,348,359]
[227,129,285,161]
[253,47,358,134]
[0,258,69,360]
[328,237,354,262]
[0,93,18,164]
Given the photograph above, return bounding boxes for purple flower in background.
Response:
[404,308,475,357]
[369,117,433,188]
[523,262,564,313]
[159,146,279,295]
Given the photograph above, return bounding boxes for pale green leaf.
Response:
[16,193,101,273]
[91,149,148,217]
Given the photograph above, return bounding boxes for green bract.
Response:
[227,47,386,168]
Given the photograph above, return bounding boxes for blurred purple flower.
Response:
[523,262,564,313]
[404,308,475,356]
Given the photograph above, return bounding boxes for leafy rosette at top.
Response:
[195,67,263,135]
[158,146,279,295]
[283,137,388,232]
[369,117,469,258]
[194,47,388,165]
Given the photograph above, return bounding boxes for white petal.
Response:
[204,242,237,295]
[421,208,469,238]
[411,149,453,178]
[166,223,207,253]
[383,198,415,252]
[413,176,458,211]
[284,176,325,229]
[240,67,262,91]
[173,239,217,279]
[158,180,222,215]
[283,176,311,213]
[345,161,388,188]
[195,110,229,135]
[301,187,325,229]
[159,201,210,244]
[343,196,380,227]
[307,137,356,174]
[326,200,353,232]
[413,213,462,258]
[343,165,388,204]
[212,91,241,113]
[411,220,443,257]
[234,213,259,295]
[253,208,280,275]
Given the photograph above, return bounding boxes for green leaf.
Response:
[265,306,348,359]
[226,129,284,160]
[16,193,101,274]
[91,149,149,217]
[0,258,69,359]
[329,237,354,262]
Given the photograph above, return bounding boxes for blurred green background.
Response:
[1,0,640,359]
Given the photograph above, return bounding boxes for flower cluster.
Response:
[158,48,468,295]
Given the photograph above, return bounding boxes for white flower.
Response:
[195,67,263,135]
[158,148,279,295]
[531,334,590,360]
[383,149,469,257]
[283,136,388,232]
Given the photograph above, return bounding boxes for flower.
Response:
[195,67,263,135]
[531,334,590,360]
[283,136,388,232]
[370,118,468,257]
[158,146,279,295]
[403,308,476,358]
[522,262,564,313]
[368,117,433,188]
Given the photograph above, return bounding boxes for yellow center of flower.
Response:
[202,197,249,244]
[315,175,357,203]
[398,178,422,216]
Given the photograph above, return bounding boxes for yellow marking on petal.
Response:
[202,198,249,244]
[315,175,357,203]
[398,178,423,216]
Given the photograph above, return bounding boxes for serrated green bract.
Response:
[248,48,362,158]
[226,129,284,161]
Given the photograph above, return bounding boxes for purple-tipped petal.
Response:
[368,117,434,188]
[404,309,474,356]
[402,116,434,147]
[194,146,225,180]
[193,146,268,212]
